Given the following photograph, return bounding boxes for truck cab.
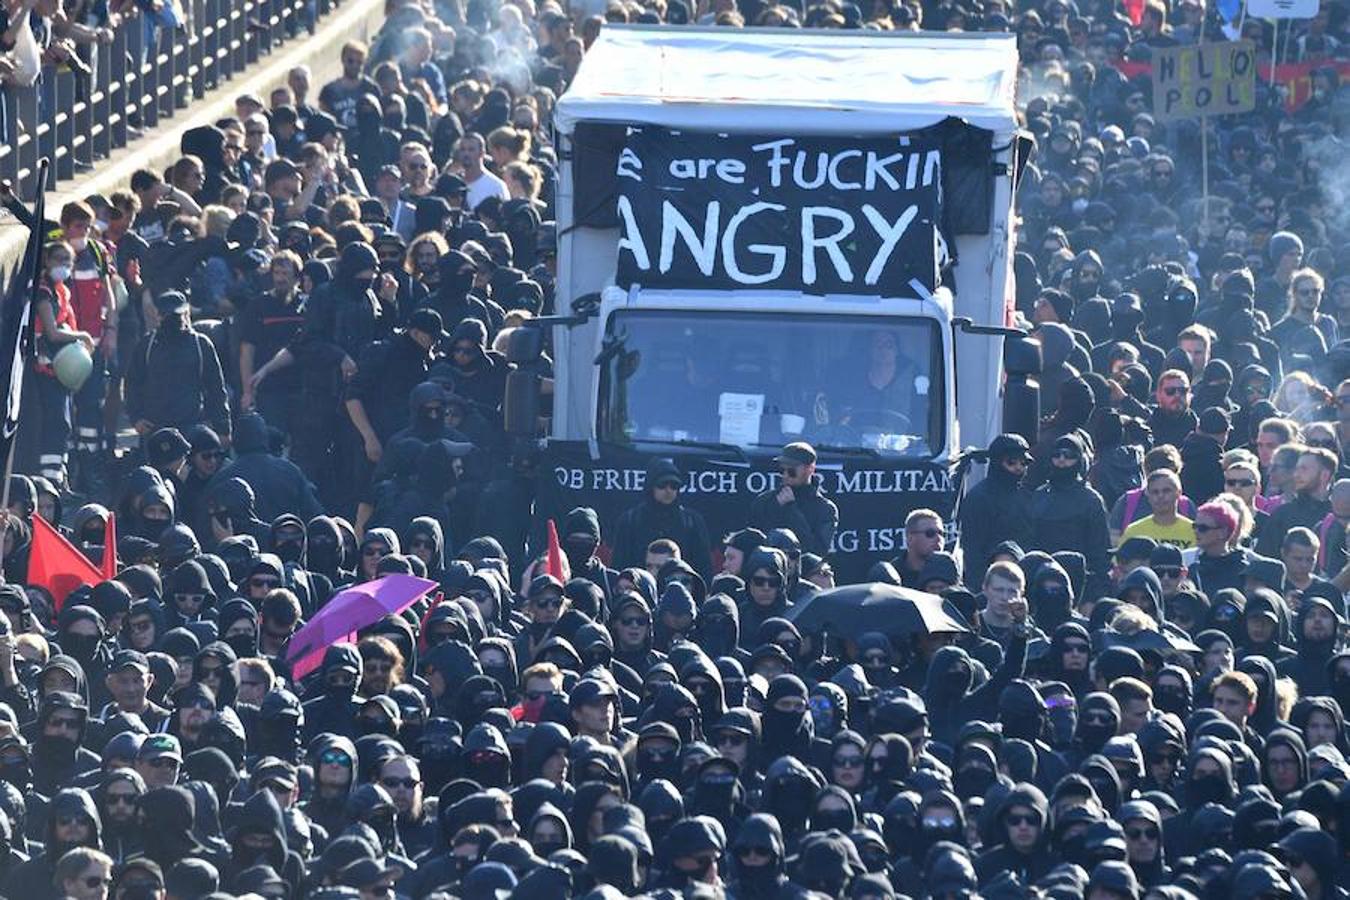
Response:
[511,25,1033,579]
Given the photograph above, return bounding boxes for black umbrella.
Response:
[783,582,970,642]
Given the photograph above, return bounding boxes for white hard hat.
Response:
[52,341,94,392]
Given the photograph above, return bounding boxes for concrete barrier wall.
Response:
[0,0,388,270]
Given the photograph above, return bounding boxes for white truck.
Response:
[506,24,1036,579]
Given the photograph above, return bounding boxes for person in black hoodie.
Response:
[202,477,272,551]
[124,291,231,440]
[223,790,304,896]
[3,787,101,900]
[611,459,714,579]
[737,548,789,651]
[31,691,100,796]
[960,434,1034,587]
[975,783,1054,886]
[138,786,226,873]
[560,506,618,601]
[1028,433,1111,599]
[1180,407,1230,505]
[1278,591,1343,696]
[729,814,810,900]
[302,644,364,742]
[446,318,508,422]
[212,414,322,525]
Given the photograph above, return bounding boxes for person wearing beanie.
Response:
[1178,408,1230,506]
[1256,231,1306,320]
[960,434,1035,587]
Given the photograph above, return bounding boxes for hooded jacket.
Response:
[3,787,100,900]
[737,549,789,650]
[211,415,323,526]
[611,459,715,579]
[959,438,1035,586]
[1028,434,1111,597]
[974,783,1054,886]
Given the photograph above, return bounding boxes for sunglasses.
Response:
[737,846,772,859]
[320,749,352,765]
[654,480,681,490]
[1051,449,1079,461]
[618,616,649,628]
[533,595,563,610]
[1193,523,1220,533]
[249,577,281,590]
[716,733,747,748]
[833,755,864,768]
[1126,826,1160,840]
[1154,566,1183,579]
[174,592,207,605]
[1162,386,1188,396]
[1006,813,1039,827]
[1225,478,1256,489]
[911,528,945,539]
[751,575,783,588]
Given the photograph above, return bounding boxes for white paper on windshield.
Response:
[718,393,764,446]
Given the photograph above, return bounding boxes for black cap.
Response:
[1114,537,1158,561]
[774,442,817,466]
[147,428,191,466]
[111,649,150,673]
[1199,406,1232,435]
[1149,544,1184,568]
[408,308,447,341]
[434,173,467,197]
[569,678,616,708]
[375,164,402,182]
[154,291,189,314]
[989,433,1032,462]
[306,111,343,141]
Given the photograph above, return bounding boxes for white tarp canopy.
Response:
[555,25,1020,136]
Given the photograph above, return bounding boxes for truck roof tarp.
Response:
[555,25,1020,136]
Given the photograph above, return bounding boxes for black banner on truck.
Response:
[535,441,955,583]
[614,127,944,297]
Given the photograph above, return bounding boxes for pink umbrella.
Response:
[285,574,438,679]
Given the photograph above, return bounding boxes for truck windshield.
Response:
[597,310,944,457]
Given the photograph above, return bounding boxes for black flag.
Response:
[0,161,49,470]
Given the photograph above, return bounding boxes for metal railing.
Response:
[0,0,333,196]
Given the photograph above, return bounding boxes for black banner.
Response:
[615,127,945,297]
[535,442,955,583]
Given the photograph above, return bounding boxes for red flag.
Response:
[29,514,101,610]
[544,519,569,582]
[100,513,116,580]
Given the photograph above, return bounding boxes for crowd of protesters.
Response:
[0,0,1346,895]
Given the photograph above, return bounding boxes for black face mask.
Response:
[565,538,597,571]
[482,665,515,695]
[0,760,29,789]
[225,631,257,658]
[359,716,394,737]
[811,808,854,833]
[766,778,814,831]
[1077,718,1116,754]
[954,766,996,800]
[762,706,805,749]
[637,748,680,785]
[1154,688,1189,717]
[353,276,375,294]
[1189,773,1229,805]
[37,731,78,758]
[699,618,735,657]
[533,839,565,859]
[61,632,100,663]
[274,538,303,564]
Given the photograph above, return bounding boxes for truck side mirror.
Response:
[504,368,541,438]
[505,326,545,364]
[1002,335,1042,444]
